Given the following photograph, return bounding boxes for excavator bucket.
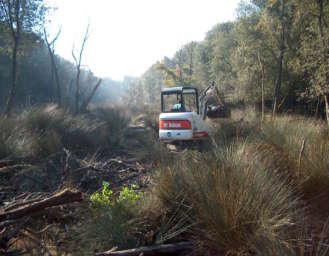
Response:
[206,104,231,118]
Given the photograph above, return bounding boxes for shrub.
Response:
[21,105,107,153]
[92,105,131,147]
[0,115,38,158]
[82,183,142,253]
[90,182,141,210]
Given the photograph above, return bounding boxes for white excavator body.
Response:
[159,111,208,141]
[159,86,209,142]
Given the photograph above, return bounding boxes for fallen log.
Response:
[0,189,83,222]
[95,241,192,256]
[0,160,14,168]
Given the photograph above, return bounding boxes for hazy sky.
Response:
[46,0,240,80]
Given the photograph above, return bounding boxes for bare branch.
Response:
[73,22,90,113]
[44,26,62,107]
[15,0,20,37]
[80,78,102,111]
[5,0,15,36]
[71,46,78,65]
[49,25,62,46]
[78,23,90,66]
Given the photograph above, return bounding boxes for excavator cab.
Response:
[159,87,207,142]
[161,87,199,114]
[159,83,230,142]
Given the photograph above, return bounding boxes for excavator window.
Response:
[184,93,197,112]
[161,87,199,113]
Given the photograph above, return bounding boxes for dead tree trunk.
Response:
[72,24,89,114]
[272,0,286,118]
[5,0,21,116]
[80,78,102,112]
[44,27,62,107]
[0,189,83,222]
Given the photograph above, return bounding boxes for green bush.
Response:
[90,182,141,210]
[82,183,142,253]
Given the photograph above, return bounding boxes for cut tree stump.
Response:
[95,241,192,256]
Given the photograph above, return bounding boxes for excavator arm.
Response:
[199,82,230,120]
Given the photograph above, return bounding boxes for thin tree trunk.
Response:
[272,0,286,118]
[325,95,329,126]
[317,0,325,48]
[315,96,320,118]
[5,0,20,116]
[80,78,102,112]
[47,46,61,107]
[44,28,62,107]
[316,0,329,125]
[5,36,18,115]
[258,53,265,122]
[72,24,89,114]
[75,68,81,113]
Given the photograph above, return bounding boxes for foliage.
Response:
[90,182,141,210]
[125,0,329,119]
[83,183,142,252]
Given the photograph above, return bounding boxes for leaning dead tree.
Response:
[72,23,89,114]
[44,26,62,107]
[72,23,103,113]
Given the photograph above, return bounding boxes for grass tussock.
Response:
[0,104,130,159]
[260,116,329,181]
[140,110,329,255]
[144,144,301,255]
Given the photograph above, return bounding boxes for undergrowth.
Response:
[138,109,329,255]
[0,104,130,159]
[3,105,329,255]
[80,183,142,254]
[144,145,301,255]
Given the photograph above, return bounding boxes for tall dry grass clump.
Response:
[145,144,301,255]
[0,104,130,159]
[92,105,131,146]
[260,116,329,196]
